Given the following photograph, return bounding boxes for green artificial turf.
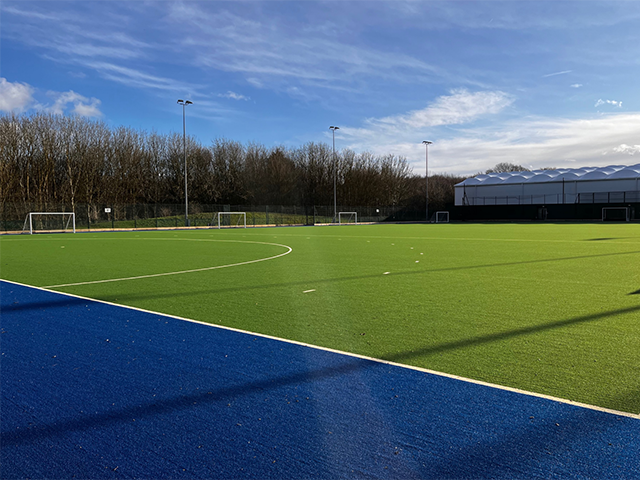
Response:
[1,223,639,414]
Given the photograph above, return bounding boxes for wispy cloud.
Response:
[570,84,583,88]
[86,62,200,95]
[166,2,468,93]
[595,99,622,108]
[218,91,250,101]
[0,78,34,112]
[543,70,572,78]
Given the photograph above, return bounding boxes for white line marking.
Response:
[2,278,638,420]
[383,272,390,275]
[303,289,316,293]
[43,240,292,288]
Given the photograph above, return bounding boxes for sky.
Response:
[1,0,640,176]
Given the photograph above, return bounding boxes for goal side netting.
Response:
[210,212,247,229]
[435,211,450,223]
[23,212,76,234]
[602,207,630,222]
[338,212,358,225]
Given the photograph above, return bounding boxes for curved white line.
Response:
[44,240,292,288]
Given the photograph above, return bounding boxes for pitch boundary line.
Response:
[2,279,638,420]
[42,240,292,288]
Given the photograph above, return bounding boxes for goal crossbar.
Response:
[338,212,358,225]
[212,212,247,229]
[23,212,76,234]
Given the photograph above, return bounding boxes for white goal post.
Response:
[435,211,450,223]
[338,212,358,225]
[23,212,76,234]
[211,212,247,229]
[602,207,630,222]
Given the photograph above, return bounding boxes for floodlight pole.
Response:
[178,99,193,227]
[330,126,340,223]
[422,140,432,222]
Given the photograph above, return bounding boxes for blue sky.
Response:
[1,1,640,175]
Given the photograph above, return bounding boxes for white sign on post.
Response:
[105,208,111,213]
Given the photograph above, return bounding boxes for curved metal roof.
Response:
[456,163,640,186]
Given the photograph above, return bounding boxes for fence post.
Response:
[266,205,269,225]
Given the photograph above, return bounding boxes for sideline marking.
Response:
[43,240,292,288]
[3,279,638,421]
[303,289,316,293]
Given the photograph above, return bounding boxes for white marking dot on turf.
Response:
[383,272,390,275]
[303,289,316,293]
[415,261,419,263]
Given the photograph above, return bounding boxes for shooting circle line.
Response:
[43,239,292,289]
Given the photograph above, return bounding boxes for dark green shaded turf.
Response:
[2,224,639,414]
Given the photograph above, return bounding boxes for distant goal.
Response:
[435,211,450,223]
[23,212,76,234]
[338,212,358,225]
[211,212,247,229]
[602,207,630,222]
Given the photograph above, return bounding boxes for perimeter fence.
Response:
[0,203,425,232]
[462,190,640,206]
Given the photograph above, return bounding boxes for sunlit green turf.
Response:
[2,223,639,414]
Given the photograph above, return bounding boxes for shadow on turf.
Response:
[1,296,91,313]
[4,303,639,448]
[84,249,640,304]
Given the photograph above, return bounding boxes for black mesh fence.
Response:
[0,203,424,232]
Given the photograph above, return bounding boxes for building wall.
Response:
[456,177,640,206]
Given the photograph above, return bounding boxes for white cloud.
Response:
[340,89,513,143]
[0,78,34,112]
[338,105,640,176]
[613,144,640,155]
[47,90,102,117]
[218,91,249,101]
[570,84,583,88]
[595,99,622,108]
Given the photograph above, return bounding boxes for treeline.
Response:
[0,112,464,215]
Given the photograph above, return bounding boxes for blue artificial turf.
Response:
[1,280,638,479]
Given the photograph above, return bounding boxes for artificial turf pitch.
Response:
[2,280,639,479]
[1,223,639,416]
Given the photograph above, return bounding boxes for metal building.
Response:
[455,163,640,207]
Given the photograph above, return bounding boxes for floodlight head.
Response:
[185,100,193,105]
[422,140,432,145]
[177,99,184,104]
[330,126,339,131]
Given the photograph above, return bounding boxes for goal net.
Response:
[23,212,76,234]
[338,212,358,225]
[602,207,630,222]
[211,212,247,229]
[435,211,450,223]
